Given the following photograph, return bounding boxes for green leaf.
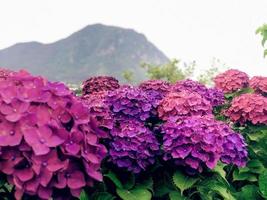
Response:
[117,188,152,200]
[80,190,90,200]
[92,192,116,200]
[235,185,261,200]
[197,177,236,200]
[213,163,228,183]
[247,159,265,174]
[124,173,135,190]
[104,171,123,189]
[135,177,153,192]
[173,171,199,194]
[169,191,187,200]
[232,169,257,182]
[259,170,267,198]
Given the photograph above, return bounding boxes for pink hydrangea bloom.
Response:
[158,91,212,121]
[0,70,107,199]
[226,93,267,125]
[214,69,249,93]
[249,76,267,94]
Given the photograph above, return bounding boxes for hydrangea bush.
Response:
[0,70,107,199]
[249,76,267,95]
[1,68,266,200]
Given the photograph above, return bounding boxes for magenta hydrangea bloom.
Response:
[158,91,212,121]
[0,70,107,200]
[226,93,267,125]
[109,119,159,173]
[214,69,249,93]
[249,76,267,95]
[81,91,113,138]
[107,86,157,121]
[162,116,247,172]
[171,79,225,107]
[0,67,13,81]
[82,76,120,95]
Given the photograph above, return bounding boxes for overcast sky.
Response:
[0,0,267,76]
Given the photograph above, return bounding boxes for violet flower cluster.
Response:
[214,69,249,93]
[0,70,107,199]
[82,76,120,95]
[162,116,247,172]
[249,76,267,95]
[107,86,157,121]
[109,119,159,173]
[157,90,213,121]
[226,93,267,125]
[171,79,225,107]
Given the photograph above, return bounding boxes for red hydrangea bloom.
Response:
[81,91,113,138]
[249,76,267,95]
[158,91,212,121]
[109,119,159,173]
[214,69,249,93]
[0,70,107,199]
[82,76,120,95]
[226,93,267,125]
[107,86,157,121]
[171,79,225,107]
[162,116,247,172]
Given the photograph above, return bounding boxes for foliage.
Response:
[256,24,267,57]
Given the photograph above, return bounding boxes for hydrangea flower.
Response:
[81,91,113,138]
[171,79,224,107]
[162,116,247,172]
[0,68,13,80]
[107,86,157,121]
[82,76,120,95]
[0,70,107,199]
[109,119,159,173]
[249,76,267,95]
[221,132,247,167]
[158,91,212,121]
[226,93,267,125]
[214,69,249,93]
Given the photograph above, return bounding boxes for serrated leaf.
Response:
[233,169,257,182]
[234,185,261,200]
[104,171,123,189]
[259,170,267,198]
[169,191,187,200]
[80,190,90,200]
[117,188,152,200]
[92,192,116,200]
[173,171,199,194]
[135,177,153,192]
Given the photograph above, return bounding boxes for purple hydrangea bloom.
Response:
[158,90,213,121]
[162,116,247,172]
[0,70,107,200]
[107,86,156,121]
[109,119,159,173]
[82,76,120,95]
[171,79,224,107]
[221,132,247,167]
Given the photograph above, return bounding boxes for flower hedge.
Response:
[0,68,266,200]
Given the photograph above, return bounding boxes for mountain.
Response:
[0,24,169,83]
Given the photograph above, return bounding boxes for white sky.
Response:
[0,0,267,76]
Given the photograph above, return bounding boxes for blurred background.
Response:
[0,0,267,85]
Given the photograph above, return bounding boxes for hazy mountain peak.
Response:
[0,24,169,83]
